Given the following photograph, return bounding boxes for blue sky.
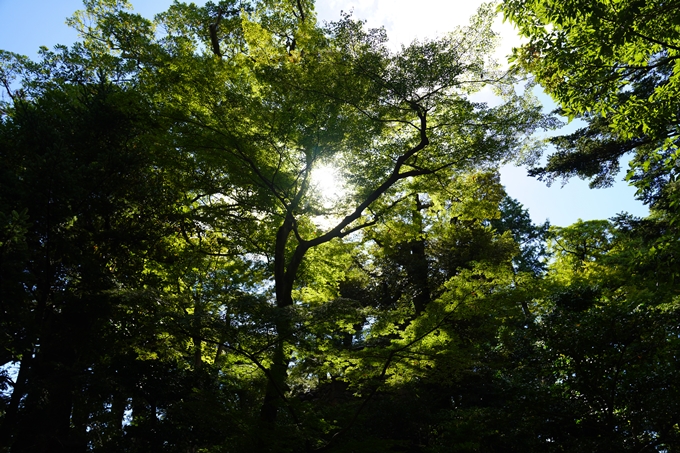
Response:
[0,0,649,226]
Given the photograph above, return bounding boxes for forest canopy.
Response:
[0,0,679,452]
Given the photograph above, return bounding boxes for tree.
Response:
[67,0,548,442]
[0,80,195,451]
[411,214,680,453]
[0,0,555,451]
[508,217,680,452]
[491,196,549,275]
[500,0,680,210]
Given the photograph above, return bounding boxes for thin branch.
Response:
[629,30,680,53]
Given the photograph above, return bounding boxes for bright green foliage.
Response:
[0,0,551,450]
[547,219,615,279]
[485,8,680,449]
[407,214,680,453]
[13,0,680,452]
[485,9,680,448]
[501,0,680,134]
[498,215,680,452]
[500,0,680,208]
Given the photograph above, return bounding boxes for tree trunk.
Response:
[259,213,299,426]
[11,317,77,453]
[0,355,31,449]
[407,194,431,315]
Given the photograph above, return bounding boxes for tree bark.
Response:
[408,194,431,316]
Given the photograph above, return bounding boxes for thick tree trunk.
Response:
[108,391,127,439]
[407,194,431,315]
[70,393,89,453]
[0,355,31,449]
[256,127,431,428]
[193,294,204,371]
[11,320,77,453]
[259,212,300,427]
[259,337,290,425]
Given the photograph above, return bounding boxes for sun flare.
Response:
[310,164,345,205]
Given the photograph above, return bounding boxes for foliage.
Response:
[1,0,678,452]
[490,195,549,275]
[500,0,680,210]
[493,1,680,450]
